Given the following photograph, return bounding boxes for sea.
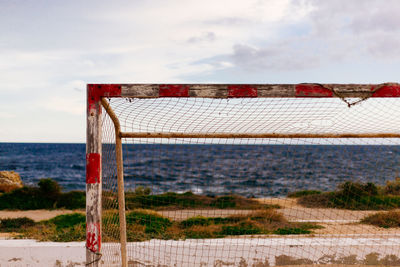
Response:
[1,142,400,197]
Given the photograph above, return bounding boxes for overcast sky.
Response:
[1,0,400,143]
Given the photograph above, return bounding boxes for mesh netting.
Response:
[101,97,400,266]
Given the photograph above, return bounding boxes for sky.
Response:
[1,0,400,143]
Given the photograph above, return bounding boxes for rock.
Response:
[0,171,23,193]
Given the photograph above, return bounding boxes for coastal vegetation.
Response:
[0,178,85,210]
[290,179,400,210]
[361,211,400,228]
[123,186,279,210]
[0,209,322,242]
[0,179,277,210]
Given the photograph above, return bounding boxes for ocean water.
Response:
[1,143,400,197]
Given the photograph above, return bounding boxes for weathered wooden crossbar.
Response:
[120,132,400,139]
[88,83,400,98]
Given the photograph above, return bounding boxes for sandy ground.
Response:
[1,199,400,266]
[159,198,397,236]
[0,198,397,237]
[0,209,84,222]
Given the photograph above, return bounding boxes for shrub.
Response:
[133,186,151,196]
[180,216,211,228]
[361,211,400,228]
[297,192,333,208]
[384,178,400,195]
[287,190,322,198]
[184,225,221,239]
[0,217,35,232]
[210,196,236,208]
[0,179,85,210]
[338,181,378,198]
[249,209,287,223]
[58,191,85,209]
[0,186,51,210]
[298,181,400,210]
[38,178,61,201]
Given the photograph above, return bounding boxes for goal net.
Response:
[87,83,400,267]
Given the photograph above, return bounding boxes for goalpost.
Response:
[87,83,400,267]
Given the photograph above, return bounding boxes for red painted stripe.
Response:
[228,85,257,97]
[87,84,122,112]
[295,84,333,97]
[86,153,100,184]
[86,222,101,252]
[159,84,189,97]
[371,84,400,97]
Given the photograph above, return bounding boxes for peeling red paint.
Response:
[295,84,333,97]
[159,84,189,97]
[86,222,101,252]
[86,153,100,184]
[87,84,122,112]
[371,84,400,97]
[228,85,257,97]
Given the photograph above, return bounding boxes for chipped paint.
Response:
[159,84,189,97]
[228,85,258,97]
[86,223,101,252]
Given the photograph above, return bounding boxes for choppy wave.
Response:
[1,143,400,197]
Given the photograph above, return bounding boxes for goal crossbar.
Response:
[90,83,400,98]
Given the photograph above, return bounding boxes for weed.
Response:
[298,180,400,210]
[274,227,311,235]
[0,217,35,232]
[361,211,400,228]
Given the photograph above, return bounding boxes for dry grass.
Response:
[361,211,400,228]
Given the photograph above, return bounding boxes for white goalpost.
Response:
[87,83,400,267]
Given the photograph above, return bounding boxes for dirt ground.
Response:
[0,209,84,222]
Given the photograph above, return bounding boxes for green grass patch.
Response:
[4,213,86,242]
[15,209,322,242]
[361,211,400,228]
[46,213,85,229]
[126,210,172,235]
[274,227,311,235]
[297,180,400,210]
[0,178,85,210]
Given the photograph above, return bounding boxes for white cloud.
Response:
[1,0,400,142]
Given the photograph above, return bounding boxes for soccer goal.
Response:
[87,83,400,267]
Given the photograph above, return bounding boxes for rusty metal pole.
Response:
[101,98,128,267]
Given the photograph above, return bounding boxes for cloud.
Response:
[187,32,216,44]
[231,43,320,71]
[187,0,400,75]
[305,0,400,60]
[1,0,400,142]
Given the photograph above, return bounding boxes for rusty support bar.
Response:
[100,98,128,267]
[120,132,400,139]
